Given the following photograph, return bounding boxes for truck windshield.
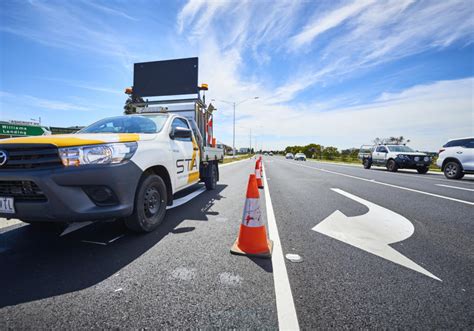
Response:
[387,145,415,152]
[80,115,168,134]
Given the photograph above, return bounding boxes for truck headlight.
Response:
[424,156,430,162]
[414,156,420,162]
[398,154,409,160]
[59,142,138,166]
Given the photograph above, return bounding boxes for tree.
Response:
[373,136,411,145]
[322,146,340,160]
[302,144,322,158]
[341,148,359,161]
[373,137,382,145]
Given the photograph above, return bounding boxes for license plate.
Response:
[0,197,15,214]
[416,163,425,166]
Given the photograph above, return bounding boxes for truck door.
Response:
[373,146,388,164]
[170,117,200,190]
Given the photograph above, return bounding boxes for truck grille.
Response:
[0,144,62,169]
[0,180,47,201]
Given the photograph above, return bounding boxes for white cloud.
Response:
[0,1,142,71]
[280,0,474,94]
[229,78,474,151]
[0,91,93,112]
[82,1,139,21]
[172,1,474,151]
[290,0,374,49]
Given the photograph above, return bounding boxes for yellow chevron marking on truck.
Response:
[187,171,200,183]
[0,134,141,147]
[118,133,140,142]
[187,136,200,183]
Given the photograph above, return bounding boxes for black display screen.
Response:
[133,57,198,97]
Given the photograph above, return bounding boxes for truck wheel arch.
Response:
[143,165,173,206]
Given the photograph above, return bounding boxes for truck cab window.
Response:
[171,118,192,141]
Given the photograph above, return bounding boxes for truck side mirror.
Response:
[170,127,192,139]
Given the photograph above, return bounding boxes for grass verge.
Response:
[222,154,253,164]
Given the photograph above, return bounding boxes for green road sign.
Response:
[0,123,49,136]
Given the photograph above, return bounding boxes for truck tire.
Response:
[443,161,463,179]
[417,166,429,174]
[363,158,372,169]
[125,174,167,233]
[205,162,217,190]
[387,159,398,172]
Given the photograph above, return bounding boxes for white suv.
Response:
[437,137,474,179]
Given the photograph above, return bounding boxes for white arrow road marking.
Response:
[312,188,441,281]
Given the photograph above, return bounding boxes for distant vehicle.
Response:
[294,153,306,161]
[285,153,294,159]
[269,152,274,156]
[436,137,474,179]
[264,152,269,156]
[359,144,431,173]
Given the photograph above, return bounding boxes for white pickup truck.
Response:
[0,57,224,232]
[359,144,432,173]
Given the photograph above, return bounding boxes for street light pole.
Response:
[211,97,258,158]
[233,102,236,158]
[250,128,252,154]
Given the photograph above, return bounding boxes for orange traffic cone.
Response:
[255,161,264,189]
[230,174,273,258]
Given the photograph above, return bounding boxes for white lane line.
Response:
[0,218,23,230]
[81,240,107,246]
[108,234,126,243]
[305,159,474,185]
[262,162,300,330]
[435,184,474,192]
[283,161,474,206]
[167,187,206,210]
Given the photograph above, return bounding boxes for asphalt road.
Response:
[264,157,473,329]
[1,156,472,329]
[0,159,277,329]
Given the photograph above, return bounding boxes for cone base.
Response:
[230,239,273,259]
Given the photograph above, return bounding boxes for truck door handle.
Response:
[457,151,463,154]
[193,147,199,151]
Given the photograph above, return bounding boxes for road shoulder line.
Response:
[262,162,300,330]
[435,184,474,192]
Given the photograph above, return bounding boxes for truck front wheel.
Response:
[387,159,398,172]
[205,162,217,190]
[417,166,429,174]
[363,158,372,169]
[125,174,167,233]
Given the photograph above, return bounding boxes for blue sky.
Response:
[0,0,473,151]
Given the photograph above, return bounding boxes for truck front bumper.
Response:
[396,157,431,169]
[0,162,142,223]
